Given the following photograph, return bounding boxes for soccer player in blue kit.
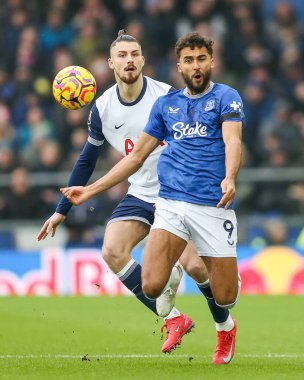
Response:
[38,31,235,356]
[61,31,244,365]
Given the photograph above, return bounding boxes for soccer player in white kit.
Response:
[40,31,237,357]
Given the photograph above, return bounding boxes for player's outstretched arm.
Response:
[37,212,66,241]
[37,141,101,240]
[217,120,242,209]
[61,132,160,205]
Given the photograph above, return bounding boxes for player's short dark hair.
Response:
[110,29,141,50]
[175,32,214,59]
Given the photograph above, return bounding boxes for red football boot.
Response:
[161,314,194,353]
[213,319,237,364]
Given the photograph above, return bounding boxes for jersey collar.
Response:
[183,81,214,99]
[116,76,147,106]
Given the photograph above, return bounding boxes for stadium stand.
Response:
[0,0,303,248]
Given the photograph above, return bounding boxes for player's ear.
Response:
[177,62,182,73]
[108,57,114,70]
[142,55,145,67]
[211,57,214,69]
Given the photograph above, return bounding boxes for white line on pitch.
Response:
[0,354,303,359]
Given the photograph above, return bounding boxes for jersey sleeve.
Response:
[144,98,167,141]
[220,88,245,125]
[56,141,101,215]
[87,103,105,146]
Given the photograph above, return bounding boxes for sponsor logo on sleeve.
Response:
[229,101,242,112]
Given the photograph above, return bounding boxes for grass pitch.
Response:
[0,296,303,380]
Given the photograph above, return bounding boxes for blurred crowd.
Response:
[0,0,304,246]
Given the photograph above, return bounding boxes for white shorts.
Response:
[151,198,238,258]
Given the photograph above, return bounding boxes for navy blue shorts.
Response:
[108,194,155,226]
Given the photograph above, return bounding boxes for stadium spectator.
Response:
[40,9,74,54]
[0,167,40,218]
[17,105,55,169]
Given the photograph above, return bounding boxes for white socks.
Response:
[116,258,136,278]
[215,314,234,332]
[164,307,181,320]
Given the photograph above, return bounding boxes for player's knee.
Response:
[214,277,241,309]
[102,245,126,269]
[142,283,161,299]
[215,296,238,309]
[214,289,239,309]
[142,277,162,299]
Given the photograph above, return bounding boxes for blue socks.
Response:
[197,280,229,323]
[117,260,157,315]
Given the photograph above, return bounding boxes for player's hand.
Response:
[217,178,236,209]
[37,212,65,241]
[60,186,92,206]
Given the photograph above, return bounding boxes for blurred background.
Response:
[0,0,303,295]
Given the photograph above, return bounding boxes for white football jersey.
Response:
[87,76,172,203]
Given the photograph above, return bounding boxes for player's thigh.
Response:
[142,228,187,292]
[186,204,238,258]
[103,220,150,255]
[179,240,209,283]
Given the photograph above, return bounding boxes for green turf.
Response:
[0,296,303,380]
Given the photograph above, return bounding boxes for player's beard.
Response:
[182,68,212,95]
[117,68,142,84]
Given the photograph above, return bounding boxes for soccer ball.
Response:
[52,66,96,110]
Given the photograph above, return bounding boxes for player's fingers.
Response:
[66,193,75,201]
[217,188,234,208]
[51,227,56,237]
[37,222,49,240]
[37,229,45,241]
[224,198,234,210]
[217,194,227,208]
[60,188,69,196]
[46,222,54,235]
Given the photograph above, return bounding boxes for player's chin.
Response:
[122,72,140,84]
[192,80,208,93]
[192,77,204,87]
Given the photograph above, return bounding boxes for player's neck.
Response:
[117,75,144,103]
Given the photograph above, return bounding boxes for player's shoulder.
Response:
[92,84,117,118]
[95,84,116,108]
[145,76,174,94]
[213,82,241,98]
[155,86,181,104]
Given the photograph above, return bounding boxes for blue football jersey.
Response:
[144,82,245,207]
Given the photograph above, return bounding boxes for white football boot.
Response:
[156,262,183,318]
